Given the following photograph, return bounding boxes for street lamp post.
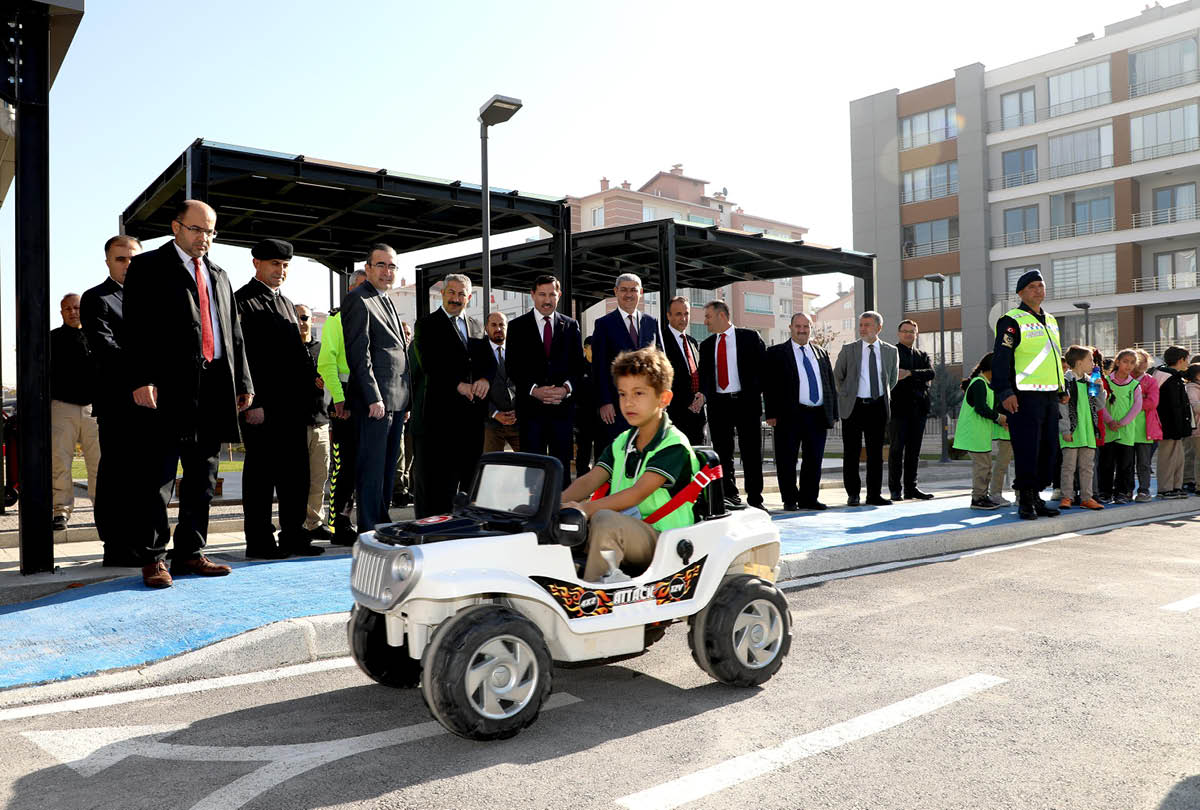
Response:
[924,273,950,463]
[478,94,523,322]
[1073,301,1091,346]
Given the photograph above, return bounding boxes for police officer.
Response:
[992,269,1065,520]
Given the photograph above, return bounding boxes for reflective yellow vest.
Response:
[610,422,699,532]
[1006,308,1065,393]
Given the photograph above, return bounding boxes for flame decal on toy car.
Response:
[532,557,706,619]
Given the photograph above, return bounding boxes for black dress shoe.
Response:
[331,529,358,547]
[846,496,861,507]
[245,542,288,560]
[890,491,904,501]
[905,488,935,500]
[52,514,67,531]
[801,501,828,511]
[1017,490,1037,520]
[1033,498,1060,517]
[306,525,334,541]
[748,499,765,510]
[283,543,325,557]
[865,496,893,506]
[781,502,799,512]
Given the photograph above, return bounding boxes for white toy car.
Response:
[348,450,791,741]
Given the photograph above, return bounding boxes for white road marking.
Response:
[1161,593,1200,612]
[0,657,357,723]
[614,673,1006,810]
[23,692,582,810]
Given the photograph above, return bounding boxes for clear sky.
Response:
[0,0,1150,385]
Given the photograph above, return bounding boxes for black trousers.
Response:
[520,407,574,482]
[413,416,483,519]
[241,415,309,547]
[668,403,707,448]
[1097,442,1135,497]
[774,405,828,506]
[356,409,406,531]
[1008,391,1060,492]
[708,392,763,503]
[888,405,927,495]
[843,397,887,499]
[95,407,142,561]
[328,413,358,527]
[575,422,598,478]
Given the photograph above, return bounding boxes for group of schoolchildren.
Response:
[953,344,1200,511]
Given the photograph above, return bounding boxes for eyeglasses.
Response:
[298,314,310,322]
[175,221,217,238]
[371,261,398,271]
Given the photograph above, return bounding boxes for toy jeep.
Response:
[348,450,791,741]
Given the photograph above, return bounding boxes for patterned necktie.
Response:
[800,346,819,405]
[717,333,729,390]
[683,336,698,393]
[628,314,638,346]
[542,316,552,358]
[869,343,880,399]
[193,257,214,362]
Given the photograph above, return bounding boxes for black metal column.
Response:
[15,2,53,574]
[862,261,876,312]
[657,221,677,324]
[416,266,430,319]
[552,203,572,314]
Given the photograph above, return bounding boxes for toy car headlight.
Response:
[391,548,416,581]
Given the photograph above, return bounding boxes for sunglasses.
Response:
[298,314,310,322]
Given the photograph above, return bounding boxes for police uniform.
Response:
[991,269,1065,518]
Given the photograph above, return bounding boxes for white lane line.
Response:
[781,509,1200,590]
[614,673,1007,810]
[0,657,357,722]
[1162,593,1200,612]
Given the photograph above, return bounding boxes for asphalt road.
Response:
[3,516,1199,810]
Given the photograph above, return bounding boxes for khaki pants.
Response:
[483,422,521,453]
[583,509,659,581]
[304,424,330,530]
[969,451,992,499]
[1060,446,1095,502]
[51,400,100,518]
[1159,438,1186,492]
[989,439,1012,498]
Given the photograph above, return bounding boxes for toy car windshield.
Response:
[471,463,545,516]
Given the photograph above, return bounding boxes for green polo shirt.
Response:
[596,413,693,500]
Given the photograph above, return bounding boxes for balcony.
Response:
[987,91,1112,133]
[899,128,956,152]
[1134,338,1200,358]
[902,237,959,259]
[1131,201,1200,229]
[1132,273,1199,293]
[1131,135,1200,163]
[1129,68,1200,99]
[990,218,1116,249]
[899,181,958,205]
[988,156,1115,192]
[903,295,963,313]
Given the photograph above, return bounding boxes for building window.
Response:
[1154,249,1198,290]
[901,161,958,203]
[744,293,772,314]
[688,323,708,342]
[1051,251,1116,299]
[687,214,715,226]
[1151,182,1197,224]
[591,207,604,227]
[904,275,961,312]
[780,298,793,316]
[688,288,708,307]
[1005,266,1040,297]
[842,318,853,329]
[1001,146,1037,188]
[642,206,656,222]
[1000,87,1036,130]
[1048,124,1113,179]
[917,330,962,364]
[1002,205,1039,246]
[1158,313,1200,345]
[1130,37,1199,97]
[899,104,957,151]
[902,217,958,258]
[1058,312,1117,352]
[1131,103,1200,162]
[1050,185,1114,238]
[1048,62,1111,117]
[742,225,767,234]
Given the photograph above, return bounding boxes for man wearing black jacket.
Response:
[662,296,706,446]
[889,320,935,500]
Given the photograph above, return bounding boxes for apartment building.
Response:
[851,0,1200,368]
[812,287,858,358]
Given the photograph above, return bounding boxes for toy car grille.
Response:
[351,544,390,605]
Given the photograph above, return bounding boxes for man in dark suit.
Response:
[765,313,837,510]
[506,274,585,475]
[889,319,935,501]
[80,234,143,566]
[833,311,900,507]
[482,311,519,453]
[343,243,412,532]
[410,273,493,518]
[590,273,664,442]
[234,239,322,559]
[662,296,706,446]
[699,299,767,509]
[124,200,253,588]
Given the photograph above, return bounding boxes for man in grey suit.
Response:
[482,311,519,452]
[834,310,900,506]
[343,243,411,532]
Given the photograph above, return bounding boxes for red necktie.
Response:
[717,333,729,390]
[542,316,552,358]
[194,257,215,362]
[683,336,699,393]
[628,314,638,346]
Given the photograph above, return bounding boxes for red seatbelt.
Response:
[588,465,723,523]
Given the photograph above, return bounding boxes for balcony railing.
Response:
[903,295,963,313]
[1132,273,1199,292]
[1135,338,1200,359]
[991,217,1116,249]
[1131,201,1200,228]
[900,181,958,205]
[1049,280,1118,300]
[989,169,1039,191]
[1131,135,1200,163]
[1046,154,1115,181]
[1129,68,1200,99]
[902,237,959,259]
[899,128,957,152]
[987,91,1113,133]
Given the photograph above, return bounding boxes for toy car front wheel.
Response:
[421,605,552,741]
[348,604,422,688]
[689,575,791,687]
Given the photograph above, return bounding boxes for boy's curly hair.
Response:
[611,347,674,395]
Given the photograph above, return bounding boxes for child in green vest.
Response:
[1097,349,1142,503]
[562,347,699,582]
[953,353,1008,510]
[1058,345,1105,510]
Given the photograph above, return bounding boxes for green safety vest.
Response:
[952,377,996,453]
[1007,308,1065,393]
[1107,377,1138,447]
[610,421,700,532]
[1061,380,1096,449]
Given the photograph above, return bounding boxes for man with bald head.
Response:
[49,292,101,532]
[124,199,254,588]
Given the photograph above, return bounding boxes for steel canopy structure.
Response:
[415,218,876,319]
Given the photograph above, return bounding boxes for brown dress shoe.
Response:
[171,555,232,577]
[142,561,173,589]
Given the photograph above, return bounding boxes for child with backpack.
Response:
[953,353,1008,510]
[1154,346,1195,499]
[1057,345,1105,510]
[1132,348,1162,502]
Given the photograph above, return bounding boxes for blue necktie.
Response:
[800,347,819,405]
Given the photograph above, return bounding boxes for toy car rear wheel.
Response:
[347,604,422,688]
[420,605,552,741]
[688,575,791,687]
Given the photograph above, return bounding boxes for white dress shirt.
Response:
[529,308,571,396]
[174,241,224,359]
[668,324,693,364]
[792,340,823,406]
[856,339,886,399]
[713,325,742,393]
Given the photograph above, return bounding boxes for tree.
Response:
[809,322,838,350]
